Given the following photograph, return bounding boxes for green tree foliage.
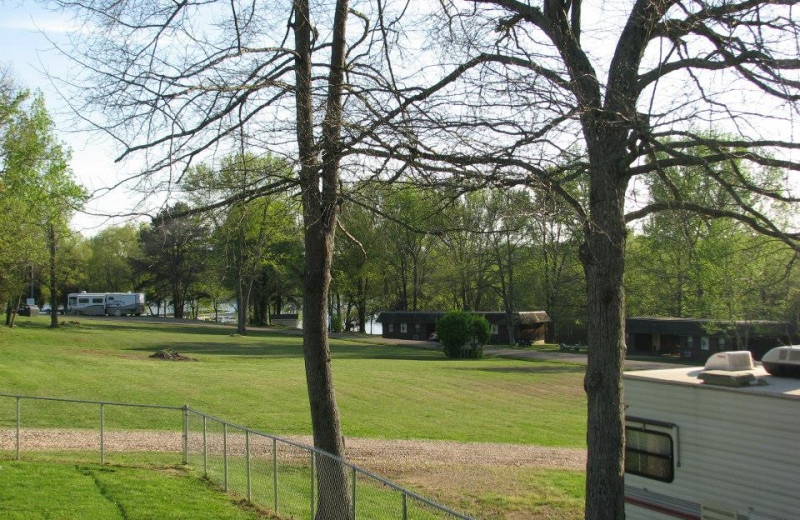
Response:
[84,224,141,292]
[626,145,798,324]
[333,198,383,332]
[134,204,209,319]
[0,72,86,326]
[185,154,299,332]
[436,311,491,359]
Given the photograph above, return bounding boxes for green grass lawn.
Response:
[0,460,269,519]
[0,317,586,447]
[0,318,588,519]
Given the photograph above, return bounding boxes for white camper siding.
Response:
[624,374,800,520]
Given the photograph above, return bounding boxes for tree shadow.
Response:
[451,365,586,375]
[126,341,446,361]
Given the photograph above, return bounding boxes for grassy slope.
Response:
[0,317,586,446]
[0,460,267,520]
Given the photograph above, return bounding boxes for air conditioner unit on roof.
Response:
[703,351,755,372]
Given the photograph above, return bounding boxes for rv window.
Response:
[78,298,89,304]
[625,426,674,483]
[92,298,104,304]
[107,296,114,300]
[69,297,76,306]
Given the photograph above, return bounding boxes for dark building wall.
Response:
[625,317,797,362]
[377,311,549,345]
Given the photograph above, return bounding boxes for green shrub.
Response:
[437,311,491,359]
[330,313,344,333]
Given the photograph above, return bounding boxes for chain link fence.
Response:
[0,393,473,520]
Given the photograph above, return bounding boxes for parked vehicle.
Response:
[624,349,800,520]
[17,305,40,317]
[67,292,145,316]
[39,305,65,315]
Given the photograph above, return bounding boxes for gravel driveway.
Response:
[1,428,586,471]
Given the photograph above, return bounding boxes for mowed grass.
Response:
[0,317,586,447]
[0,460,268,520]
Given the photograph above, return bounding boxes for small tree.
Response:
[437,311,491,359]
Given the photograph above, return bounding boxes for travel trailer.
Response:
[624,348,800,520]
[67,292,145,316]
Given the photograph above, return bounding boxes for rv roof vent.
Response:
[703,351,755,372]
[761,345,800,378]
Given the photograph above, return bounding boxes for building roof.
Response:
[517,311,551,324]
[626,317,794,336]
[376,310,551,324]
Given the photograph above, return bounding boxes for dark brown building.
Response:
[626,317,797,362]
[376,311,550,345]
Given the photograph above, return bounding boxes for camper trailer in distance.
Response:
[624,350,800,520]
[67,292,145,316]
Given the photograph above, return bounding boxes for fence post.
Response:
[15,397,20,461]
[245,430,251,502]
[223,423,228,492]
[310,453,315,520]
[351,466,357,520]
[273,438,278,513]
[99,403,105,464]
[202,415,208,477]
[402,492,408,520]
[181,405,188,465]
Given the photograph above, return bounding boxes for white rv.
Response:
[67,292,145,316]
[624,350,800,520]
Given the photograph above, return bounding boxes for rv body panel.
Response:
[66,293,108,315]
[67,292,146,316]
[624,367,800,520]
[105,293,145,316]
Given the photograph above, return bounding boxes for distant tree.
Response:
[1,78,86,327]
[135,204,209,319]
[85,225,141,292]
[186,154,296,333]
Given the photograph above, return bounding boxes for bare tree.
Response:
[346,2,800,518]
[55,0,486,515]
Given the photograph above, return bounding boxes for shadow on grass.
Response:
[451,365,586,375]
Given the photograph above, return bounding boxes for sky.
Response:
[1,1,136,235]
[2,1,797,235]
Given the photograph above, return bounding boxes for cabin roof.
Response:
[376,310,550,324]
[626,316,793,336]
[624,366,800,400]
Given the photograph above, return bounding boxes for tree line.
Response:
[12,148,799,344]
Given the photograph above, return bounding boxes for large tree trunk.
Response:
[581,163,628,520]
[294,0,352,517]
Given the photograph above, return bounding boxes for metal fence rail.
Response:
[0,393,473,520]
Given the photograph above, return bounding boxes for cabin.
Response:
[626,317,797,362]
[375,310,550,344]
[624,350,800,520]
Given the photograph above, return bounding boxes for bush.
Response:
[330,313,344,333]
[436,311,491,359]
